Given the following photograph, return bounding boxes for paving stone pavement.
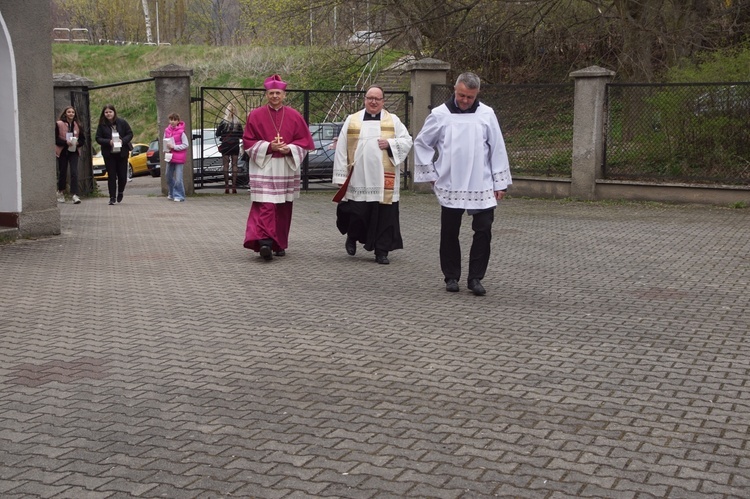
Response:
[1,180,749,498]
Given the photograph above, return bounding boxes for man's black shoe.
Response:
[375,254,390,265]
[445,279,459,292]
[259,245,273,260]
[345,236,356,256]
[468,279,486,296]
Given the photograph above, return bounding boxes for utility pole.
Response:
[156,0,160,45]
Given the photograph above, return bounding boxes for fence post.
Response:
[52,73,94,195]
[150,64,194,196]
[405,58,450,193]
[569,66,615,200]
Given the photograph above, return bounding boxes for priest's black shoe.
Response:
[375,253,389,265]
[259,244,273,260]
[345,236,357,256]
[445,279,459,293]
[467,279,486,296]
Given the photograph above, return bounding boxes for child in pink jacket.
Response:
[164,113,189,202]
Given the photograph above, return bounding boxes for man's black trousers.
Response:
[440,206,495,283]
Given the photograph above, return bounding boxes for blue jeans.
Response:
[166,162,185,201]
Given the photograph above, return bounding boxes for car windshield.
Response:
[309,123,339,141]
[193,129,217,144]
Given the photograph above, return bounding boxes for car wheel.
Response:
[127,164,133,181]
[151,169,161,178]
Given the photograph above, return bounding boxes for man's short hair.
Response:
[455,72,481,90]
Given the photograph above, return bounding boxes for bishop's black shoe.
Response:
[345,236,357,256]
[274,250,286,257]
[467,279,486,296]
[259,244,273,261]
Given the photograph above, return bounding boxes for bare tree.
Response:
[142,0,154,44]
[51,0,750,83]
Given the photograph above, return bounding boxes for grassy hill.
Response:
[52,43,386,144]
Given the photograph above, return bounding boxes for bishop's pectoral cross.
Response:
[274,133,284,143]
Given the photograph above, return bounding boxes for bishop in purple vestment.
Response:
[242,74,314,260]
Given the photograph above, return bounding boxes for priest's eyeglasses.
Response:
[365,97,384,101]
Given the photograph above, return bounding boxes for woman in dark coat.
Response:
[95,104,133,205]
[216,103,244,194]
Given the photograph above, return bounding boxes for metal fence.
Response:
[605,82,750,185]
[431,84,574,178]
[194,87,411,190]
[83,78,157,192]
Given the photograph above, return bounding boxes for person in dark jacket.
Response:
[55,105,85,204]
[216,103,244,194]
[95,104,133,205]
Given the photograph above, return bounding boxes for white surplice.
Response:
[413,102,512,210]
[246,141,309,203]
[332,110,413,203]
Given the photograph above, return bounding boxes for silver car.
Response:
[192,128,247,187]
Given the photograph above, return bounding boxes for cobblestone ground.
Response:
[1,182,749,498]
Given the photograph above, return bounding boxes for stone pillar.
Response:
[52,73,95,195]
[52,73,93,118]
[405,58,450,192]
[569,66,615,200]
[150,64,194,196]
[1,0,60,237]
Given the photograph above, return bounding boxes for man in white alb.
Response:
[332,85,413,265]
[413,72,512,295]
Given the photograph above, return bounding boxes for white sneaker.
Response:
[72,194,81,204]
[174,198,184,202]
[167,195,173,200]
[56,191,65,203]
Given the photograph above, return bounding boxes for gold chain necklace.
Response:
[267,105,285,143]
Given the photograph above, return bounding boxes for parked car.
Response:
[348,31,384,47]
[189,124,340,186]
[694,84,750,116]
[92,151,105,178]
[306,122,342,181]
[192,128,248,187]
[92,143,150,181]
[146,139,160,177]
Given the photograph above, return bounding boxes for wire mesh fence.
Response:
[605,82,750,185]
[195,87,410,189]
[87,78,157,190]
[431,84,574,178]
